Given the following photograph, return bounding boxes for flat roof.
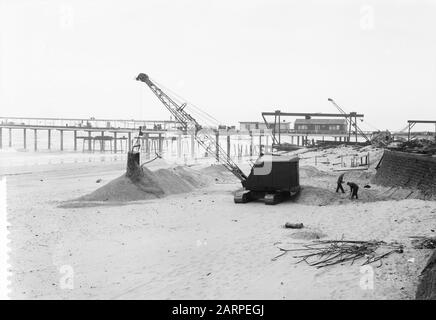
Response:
[239,121,291,124]
[294,118,347,125]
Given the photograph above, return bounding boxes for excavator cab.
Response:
[236,155,300,205]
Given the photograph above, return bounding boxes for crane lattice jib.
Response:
[328,98,370,142]
[136,73,199,132]
[136,73,247,182]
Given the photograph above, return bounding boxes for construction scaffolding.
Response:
[261,110,365,146]
[407,120,436,142]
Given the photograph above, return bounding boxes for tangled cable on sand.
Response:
[272,240,404,268]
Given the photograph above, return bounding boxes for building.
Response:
[239,121,290,132]
[239,121,267,131]
[294,118,347,134]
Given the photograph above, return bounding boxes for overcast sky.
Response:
[1,0,436,131]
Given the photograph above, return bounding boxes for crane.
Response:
[134,73,301,205]
[327,98,370,143]
[135,73,247,181]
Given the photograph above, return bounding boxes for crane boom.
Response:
[136,73,248,182]
[327,98,370,143]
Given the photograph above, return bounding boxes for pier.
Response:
[0,116,174,154]
[0,117,272,161]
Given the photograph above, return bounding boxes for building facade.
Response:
[294,118,347,134]
[239,121,290,132]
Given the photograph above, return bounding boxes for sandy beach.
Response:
[4,147,436,300]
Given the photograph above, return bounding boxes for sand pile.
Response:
[293,185,343,206]
[200,164,239,183]
[70,165,213,204]
[299,166,332,179]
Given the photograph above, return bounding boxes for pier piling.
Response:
[23,128,27,150]
[227,135,231,161]
[158,133,162,153]
[34,129,37,151]
[74,130,77,151]
[215,132,220,161]
[191,134,195,159]
[48,129,51,150]
[88,131,92,151]
[60,130,64,151]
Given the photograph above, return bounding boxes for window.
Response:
[329,125,341,131]
[299,125,308,130]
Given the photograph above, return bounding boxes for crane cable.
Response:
[140,75,249,180]
[151,78,222,127]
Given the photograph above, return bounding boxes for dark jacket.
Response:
[337,173,345,184]
[347,182,359,191]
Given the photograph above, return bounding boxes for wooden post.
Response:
[278,113,281,144]
[48,129,51,150]
[74,130,77,151]
[33,129,37,151]
[158,133,162,153]
[297,136,300,146]
[60,130,64,151]
[128,132,132,151]
[238,135,241,159]
[355,115,358,143]
[215,131,220,161]
[227,134,231,161]
[250,132,253,157]
[145,133,150,159]
[23,128,27,150]
[9,128,12,147]
[101,131,104,152]
[113,132,117,153]
[88,131,92,151]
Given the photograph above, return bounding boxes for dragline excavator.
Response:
[132,73,300,205]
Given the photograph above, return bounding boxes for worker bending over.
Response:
[336,173,345,193]
[347,182,359,199]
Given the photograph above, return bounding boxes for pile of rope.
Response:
[272,240,404,268]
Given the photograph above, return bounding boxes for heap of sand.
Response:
[60,162,235,207]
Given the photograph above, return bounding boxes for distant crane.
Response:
[327,98,370,143]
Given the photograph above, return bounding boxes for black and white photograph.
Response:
[1,0,436,304]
